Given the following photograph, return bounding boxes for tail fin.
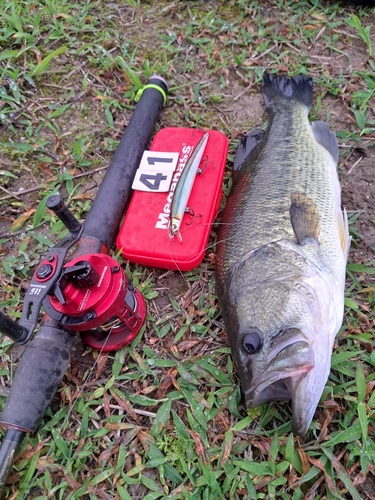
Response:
[262,73,313,112]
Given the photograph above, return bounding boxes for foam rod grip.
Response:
[82,76,168,250]
[0,321,75,432]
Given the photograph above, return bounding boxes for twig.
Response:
[347,156,363,175]
[332,29,359,39]
[313,26,326,47]
[283,42,301,54]
[69,165,109,179]
[234,82,255,102]
[252,44,277,60]
[0,221,48,239]
[0,185,43,202]
[308,54,335,60]
[0,185,22,200]
[133,408,157,418]
[0,165,109,201]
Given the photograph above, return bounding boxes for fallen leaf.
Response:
[98,445,119,466]
[188,429,207,464]
[306,455,335,494]
[10,209,36,232]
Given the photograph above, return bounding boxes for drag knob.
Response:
[68,261,98,288]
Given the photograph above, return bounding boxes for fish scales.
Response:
[218,105,342,277]
[215,73,350,435]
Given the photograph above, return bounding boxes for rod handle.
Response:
[0,428,25,496]
[0,320,75,432]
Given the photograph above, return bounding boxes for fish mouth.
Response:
[243,329,315,432]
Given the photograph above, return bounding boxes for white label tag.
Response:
[132,169,174,192]
[132,150,180,192]
[139,151,179,172]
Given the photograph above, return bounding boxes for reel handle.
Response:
[46,194,82,234]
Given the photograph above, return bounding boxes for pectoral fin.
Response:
[290,192,320,245]
[311,121,339,164]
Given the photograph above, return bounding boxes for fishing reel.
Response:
[17,194,147,352]
[42,253,146,352]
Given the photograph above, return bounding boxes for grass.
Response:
[0,0,375,498]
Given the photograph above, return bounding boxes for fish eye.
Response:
[242,329,263,355]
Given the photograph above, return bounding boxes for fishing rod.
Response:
[0,75,168,495]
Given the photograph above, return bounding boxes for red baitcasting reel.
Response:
[42,253,146,351]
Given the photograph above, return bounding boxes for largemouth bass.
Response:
[215,73,350,436]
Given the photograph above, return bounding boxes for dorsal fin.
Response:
[233,129,265,183]
[311,121,339,163]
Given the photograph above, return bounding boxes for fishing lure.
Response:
[170,132,210,242]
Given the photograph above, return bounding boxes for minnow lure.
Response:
[170,132,210,242]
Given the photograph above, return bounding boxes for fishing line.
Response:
[167,220,239,276]
[21,329,112,499]
[172,220,239,254]
[165,220,239,336]
[192,127,207,138]
[167,234,191,289]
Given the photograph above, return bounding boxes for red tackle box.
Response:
[116,127,228,271]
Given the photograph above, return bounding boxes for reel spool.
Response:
[43,253,146,351]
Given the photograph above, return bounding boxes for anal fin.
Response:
[339,207,351,257]
[290,192,320,245]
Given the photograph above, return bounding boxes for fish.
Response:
[170,132,209,242]
[215,73,350,436]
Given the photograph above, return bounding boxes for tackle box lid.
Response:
[116,127,228,271]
